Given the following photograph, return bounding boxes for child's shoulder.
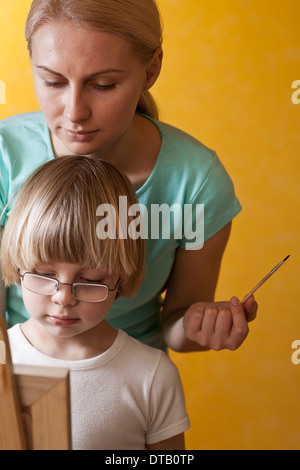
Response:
[7,323,22,340]
[123,330,164,358]
[121,331,179,380]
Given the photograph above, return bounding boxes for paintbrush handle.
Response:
[242,256,290,304]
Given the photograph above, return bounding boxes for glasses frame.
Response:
[17,270,120,303]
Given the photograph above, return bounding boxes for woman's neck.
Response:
[51,114,162,189]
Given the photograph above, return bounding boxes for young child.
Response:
[0,155,190,450]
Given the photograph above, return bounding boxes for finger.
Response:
[203,307,232,351]
[214,307,233,339]
[227,297,249,350]
[199,306,218,345]
[183,305,205,341]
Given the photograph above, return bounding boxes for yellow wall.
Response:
[1,0,299,450]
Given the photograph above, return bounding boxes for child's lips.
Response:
[47,315,80,326]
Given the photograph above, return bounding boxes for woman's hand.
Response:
[183,295,258,351]
[162,222,258,352]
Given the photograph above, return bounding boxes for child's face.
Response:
[19,262,119,339]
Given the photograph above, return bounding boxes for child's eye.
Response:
[80,278,103,284]
[33,270,55,277]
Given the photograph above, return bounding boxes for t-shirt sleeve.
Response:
[146,352,190,445]
[0,112,54,228]
[179,151,242,250]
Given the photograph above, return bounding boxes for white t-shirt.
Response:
[8,325,190,450]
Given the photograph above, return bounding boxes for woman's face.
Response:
[31,21,159,156]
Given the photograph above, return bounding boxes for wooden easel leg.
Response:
[0,316,27,450]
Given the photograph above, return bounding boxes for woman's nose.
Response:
[64,86,91,123]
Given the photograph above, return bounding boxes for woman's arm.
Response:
[0,227,6,317]
[162,222,257,352]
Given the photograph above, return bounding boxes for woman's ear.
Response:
[144,48,163,90]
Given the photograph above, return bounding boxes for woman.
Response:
[0,0,257,353]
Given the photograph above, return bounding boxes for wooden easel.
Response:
[0,316,72,450]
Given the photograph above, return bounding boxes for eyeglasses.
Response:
[17,271,120,303]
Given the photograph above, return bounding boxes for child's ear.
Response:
[144,48,163,90]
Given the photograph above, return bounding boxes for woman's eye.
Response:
[93,83,116,91]
[44,81,65,88]
[43,81,116,91]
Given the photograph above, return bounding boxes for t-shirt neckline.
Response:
[12,323,127,370]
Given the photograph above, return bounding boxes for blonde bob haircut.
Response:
[0,156,145,298]
[25,0,163,120]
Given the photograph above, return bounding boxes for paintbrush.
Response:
[242,255,290,304]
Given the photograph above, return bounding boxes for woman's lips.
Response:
[63,129,99,142]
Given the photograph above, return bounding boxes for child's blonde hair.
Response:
[0,156,145,298]
[25,0,163,120]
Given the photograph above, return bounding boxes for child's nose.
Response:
[52,284,78,306]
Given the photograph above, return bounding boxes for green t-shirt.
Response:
[0,112,241,350]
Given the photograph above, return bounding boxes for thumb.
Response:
[242,295,258,323]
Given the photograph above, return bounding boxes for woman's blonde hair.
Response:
[0,156,145,298]
[25,0,163,119]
